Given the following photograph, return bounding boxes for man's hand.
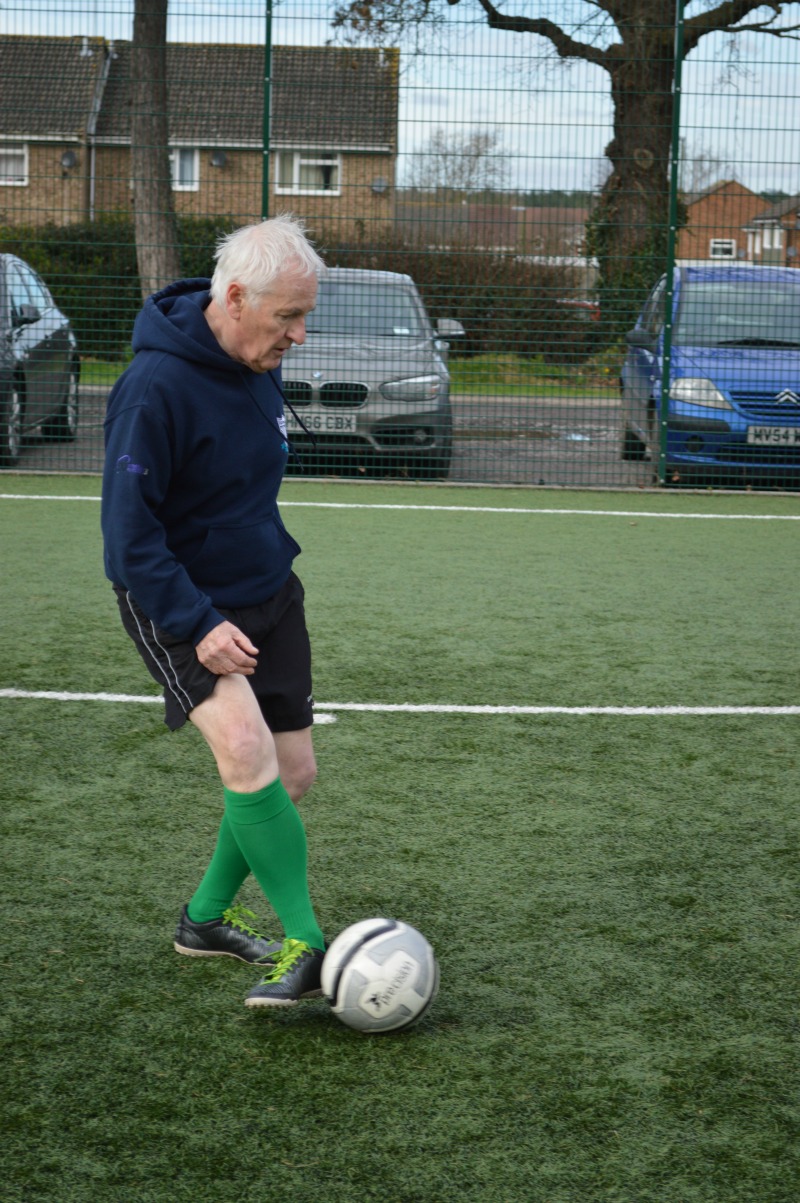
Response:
[195,621,259,675]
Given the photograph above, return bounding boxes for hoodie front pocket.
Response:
[185,518,300,590]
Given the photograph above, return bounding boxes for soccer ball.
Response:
[322,917,440,1034]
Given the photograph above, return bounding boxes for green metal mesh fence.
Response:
[1,1,800,488]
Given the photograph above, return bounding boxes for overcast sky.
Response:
[3,0,799,195]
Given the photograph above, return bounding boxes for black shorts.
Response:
[114,572,313,733]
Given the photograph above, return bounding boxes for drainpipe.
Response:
[89,142,96,221]
[87,39,114,222]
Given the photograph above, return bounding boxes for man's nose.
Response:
[287,317,306,345]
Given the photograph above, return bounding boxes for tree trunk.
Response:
[131,0,181,301]
[586,20,682,334]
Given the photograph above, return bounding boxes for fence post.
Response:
[657,0,685,485]
[261,0,273,220]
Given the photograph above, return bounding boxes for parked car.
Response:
[280,267,464,478]
[0,254,79,466]
[555,297,601,323]
[621,265,800,486]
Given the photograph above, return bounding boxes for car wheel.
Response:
[41,366,79,442]
[0,382,24,467]
[621,424,648,461]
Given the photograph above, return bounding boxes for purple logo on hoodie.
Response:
[116,454,148,476]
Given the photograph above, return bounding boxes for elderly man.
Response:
[102,215,327,1008]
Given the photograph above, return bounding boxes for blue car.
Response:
[621,265,800,486]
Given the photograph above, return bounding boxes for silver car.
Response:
[0,254,79,466]
[280,267,463,478]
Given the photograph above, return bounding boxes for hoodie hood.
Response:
[132,278,240,372]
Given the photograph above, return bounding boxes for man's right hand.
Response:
[195,621,259,675]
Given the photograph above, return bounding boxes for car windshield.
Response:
[306,281,427,337]
[674,281,800,347]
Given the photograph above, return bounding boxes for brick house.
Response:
[394,198,590,256]
[0,36,110,226]
[0,35,399,233]
[742,194,800,266]
[676,179,766,263]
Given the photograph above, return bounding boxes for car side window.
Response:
[6,264,32,322]
[17,262,50,310]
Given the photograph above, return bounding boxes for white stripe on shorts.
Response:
[124,591,196,714]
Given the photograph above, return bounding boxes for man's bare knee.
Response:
[274,728,316,802]
[222,719,271,774]
[190,678,279,791]
[283,759,317,803]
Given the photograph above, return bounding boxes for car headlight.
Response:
[669,377,732,409]
[380,375,442,402]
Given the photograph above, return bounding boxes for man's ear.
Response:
[226,282,246,319]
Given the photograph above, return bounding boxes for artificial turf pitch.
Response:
[1,476,798,1202]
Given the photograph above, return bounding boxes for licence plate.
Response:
[285,411,358,434]
[746,425,800,446]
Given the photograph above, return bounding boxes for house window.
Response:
[275,151,340,195]
[0,144,28,186]
[710,238,736,259]
[760,226,783,251]
[169,148,199,191]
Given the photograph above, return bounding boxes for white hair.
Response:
[209,213,326,305]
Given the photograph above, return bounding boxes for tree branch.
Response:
[683,0,796,53]
[463,0,610,69]
[331,0,800,63]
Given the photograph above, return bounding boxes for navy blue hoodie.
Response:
[102,278,299,644]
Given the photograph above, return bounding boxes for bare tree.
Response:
[678,139,733,194]
[131,0,181,300]
[408,126,510,194]
[333,0,800,325]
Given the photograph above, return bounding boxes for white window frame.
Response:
[275,150,341,196]
[169,147,199,192]
[709,238,736,259]
[0,144,29,187]
[760,225,784,251]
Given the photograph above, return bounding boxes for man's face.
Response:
[222,269,318,373]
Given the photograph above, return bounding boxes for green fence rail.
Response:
[2,0,800,489]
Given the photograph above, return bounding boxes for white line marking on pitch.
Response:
[283,503,800,522]
[1,494,799,521]
[0,690,797,716]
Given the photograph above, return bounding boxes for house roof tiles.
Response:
[749,194,800,223]
[0,35,109,140]
[0,35,398,151]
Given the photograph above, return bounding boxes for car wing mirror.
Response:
[13,303,42,328]
[625,328,656,350]
[436,318,465,338]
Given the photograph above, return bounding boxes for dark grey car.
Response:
[0,254,79,466]
[280,267,463,478]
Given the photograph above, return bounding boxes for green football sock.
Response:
[187,814,250,923]
[223,778,325,951]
